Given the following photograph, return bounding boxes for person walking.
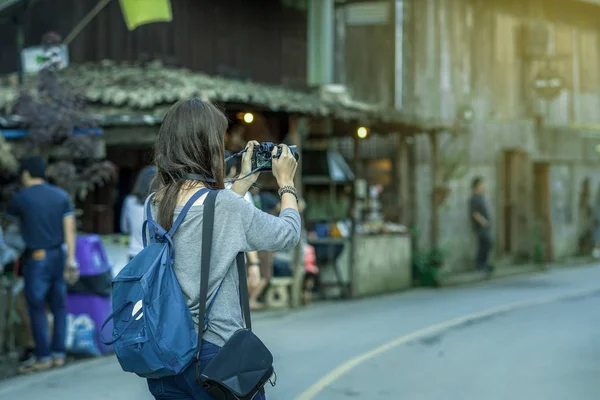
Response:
[7,156,78,373]
[470,176,493,274]
[145,99,300,399]
[121,165,158,260]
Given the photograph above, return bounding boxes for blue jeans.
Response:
[147,341,267,400]
[23,247,67,362]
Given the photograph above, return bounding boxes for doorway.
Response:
[500,149,532,261]
[533,162,553,262]
[577,177,592,255]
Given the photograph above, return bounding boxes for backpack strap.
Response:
[144,193,165,245]
[143,188,209,258]
[142,194,155,247]
[168,188,210,237]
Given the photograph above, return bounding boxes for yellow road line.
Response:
[294,287,600,400]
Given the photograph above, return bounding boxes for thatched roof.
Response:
[0,60,451,132]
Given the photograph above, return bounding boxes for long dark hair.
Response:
[154,99,227,231]
[132,165,158,204]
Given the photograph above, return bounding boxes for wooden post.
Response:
[349,131,361,298]
[429,131,440,249]
[289,115,306,308]
[395,132,408,224]
[406,133,416,230]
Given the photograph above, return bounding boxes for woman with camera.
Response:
[147,99,300,399]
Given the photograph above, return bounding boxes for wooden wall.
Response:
[334,1,395,106]
[0,0,307,87]
[403,0,600,128]
[403,0,600,266]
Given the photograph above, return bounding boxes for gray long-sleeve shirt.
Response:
[150,189,301,347]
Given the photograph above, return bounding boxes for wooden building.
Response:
[328,0,600,272]
[0,0,308,86]
[407,0,600,270]
[0,0,427,236]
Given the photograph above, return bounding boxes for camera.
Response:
[251,142,299,172]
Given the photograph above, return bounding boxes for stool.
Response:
[265,277,293,309]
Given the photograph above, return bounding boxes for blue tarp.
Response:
[1,127,102,139]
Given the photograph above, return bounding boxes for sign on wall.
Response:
[21,45,69,74]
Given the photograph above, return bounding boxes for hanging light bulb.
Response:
[357,126,368,139]
[243,113,254,123]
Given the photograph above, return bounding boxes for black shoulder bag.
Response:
[196,190,276,399]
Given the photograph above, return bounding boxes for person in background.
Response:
[250,190,282,308]
[225,151,266,310]
[0,221,19,275]
[592,185,600,259]
[0,217,37,366]
[7,156,78,373]
[121,165,158,260]
[469,176,493,275]
[273,198,306,277]
[271,199,319,304]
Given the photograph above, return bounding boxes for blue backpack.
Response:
[100,188,213,378]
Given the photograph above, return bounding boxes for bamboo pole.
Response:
[64,0,114,46]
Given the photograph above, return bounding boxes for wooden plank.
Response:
[394,132,407,223]
[429,132,440,248]
[290,115,306,309]
[349,132,360,298]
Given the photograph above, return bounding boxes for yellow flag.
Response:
[119,0,173,31]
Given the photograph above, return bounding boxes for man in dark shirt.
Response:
[7,156,78,372]
[469,176,493,273]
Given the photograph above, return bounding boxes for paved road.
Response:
[1,264,600,400]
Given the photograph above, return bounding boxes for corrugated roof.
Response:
[0,60,451,131]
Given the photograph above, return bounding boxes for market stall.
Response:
[302,147,354,299]
[351,183,412,297]
[302,134,413,299]
[347,137,413,297]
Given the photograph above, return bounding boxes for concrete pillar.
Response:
[307,0,334,86]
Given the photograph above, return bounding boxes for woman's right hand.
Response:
[272,145,297,187]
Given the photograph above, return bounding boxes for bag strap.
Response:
[197,190,218,355]
[197,191,252,353]
[236,252,252,330]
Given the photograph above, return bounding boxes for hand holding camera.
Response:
[229,141,299,202]
[271,144,298,188]
[238,140,261,186]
